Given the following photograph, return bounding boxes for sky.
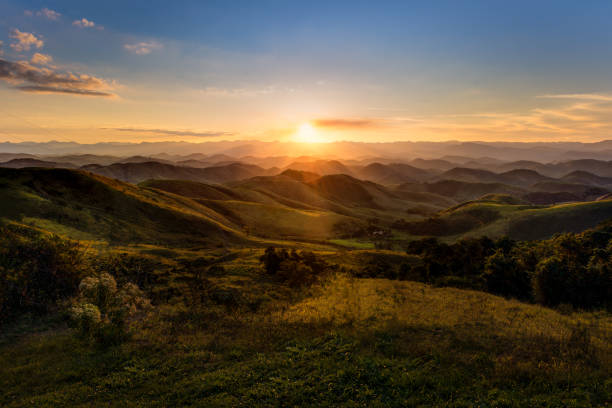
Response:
[2,0,612,143]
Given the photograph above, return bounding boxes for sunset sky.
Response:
[2,1,612,143]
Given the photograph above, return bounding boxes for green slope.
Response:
[0,168,246,246]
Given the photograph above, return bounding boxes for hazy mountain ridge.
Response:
[2,140,612,161]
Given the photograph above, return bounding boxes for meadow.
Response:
[0,166,611,407]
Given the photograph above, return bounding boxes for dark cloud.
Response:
[104,128,234,138]
[18,86,113,96]
[0,58,114,97]
[313,118,380,129]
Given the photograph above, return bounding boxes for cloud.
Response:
[537,93,612,102]
[9,29,44,52]
[73,18,97,29]
[104,127,233,138]
[24,8,61,20]
[18,86,114,96]
[123,41,162,55]
[313,118,381,129]
[38,8,61,20]
[0,41,3,56]
[0,58,115,97]
[199,85,279,98]
[30,53,53,65]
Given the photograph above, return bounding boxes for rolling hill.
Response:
[354,162,434,184]
[396,196,612,240]
[0,158,77,169]
[0,168,246,246]
[284,159,354,176]
[81,161,273,184]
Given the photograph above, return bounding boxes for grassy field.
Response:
[1,270,610,407]
[409,198,612,241]
[1,168,611,406]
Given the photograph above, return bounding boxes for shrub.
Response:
[533,256,569,307]
[0,226,87,323]
[69,273,151,346]
[483,249,531,300]
[259,248,334,287]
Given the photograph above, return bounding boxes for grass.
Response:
[328,238,375,249]
[1,167,611,405]
[1,271,610,407]
[416,199,612,241]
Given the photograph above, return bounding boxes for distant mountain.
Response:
[284,159,353,176]
[354,163,434,185]
[47,154,121,166]
[1,139,612,163]
[175,159,213,168]
[549,160,612,178]
[0,153,38,161]
[531,181,609,200]
[279,169,321,183]
[560,171,612,186]
[397,180,527,203]
[497,169,552,187]
[0,158,77,169]
[408,158,457,172]
[81,161,271,184]
[435,168,502,184]
[496,159,612,178]
[117,155,174,164]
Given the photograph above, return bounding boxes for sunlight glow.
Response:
[293,122,326,143]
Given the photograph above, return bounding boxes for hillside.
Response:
[1,271,609,406]
[284,159,354,176]
[81,161,271,184]
[0,168,246,246]
[354,162,434,184]
[397,180,527,202]
[392,192,612,240]
[0,158,77,169]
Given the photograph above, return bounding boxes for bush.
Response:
[483,249,531,300]
[260,247,334,287]
[69,273,150,346]
[0,226,87,323]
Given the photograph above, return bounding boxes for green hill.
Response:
[394,197,612,240]
[0,168,246,246]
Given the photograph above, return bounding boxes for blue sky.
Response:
[1,0,612,143]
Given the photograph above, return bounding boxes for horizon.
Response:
[3,1,612,144]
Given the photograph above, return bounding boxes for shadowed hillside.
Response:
[0,168,246,246]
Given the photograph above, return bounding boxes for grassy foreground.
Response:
[1,274,610,407]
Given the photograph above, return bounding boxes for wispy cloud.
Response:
[0,41,3,56]
[537,93,612,102]
[392,93,612,140]
[198,85,286,98]
[9,29,44,52]
[313,118,381,129]
[104,127,233,138]
[0,58,115,97]
[73,18,100,29]
[124,41,162,55]
[25,8,62,20]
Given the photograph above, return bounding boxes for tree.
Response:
[483,249,531,299]
[69,273,150,346]
[533,256,569,306]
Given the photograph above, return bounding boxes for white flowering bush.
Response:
[69,273,151,346]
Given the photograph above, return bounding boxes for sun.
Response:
[293,122,325,143]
